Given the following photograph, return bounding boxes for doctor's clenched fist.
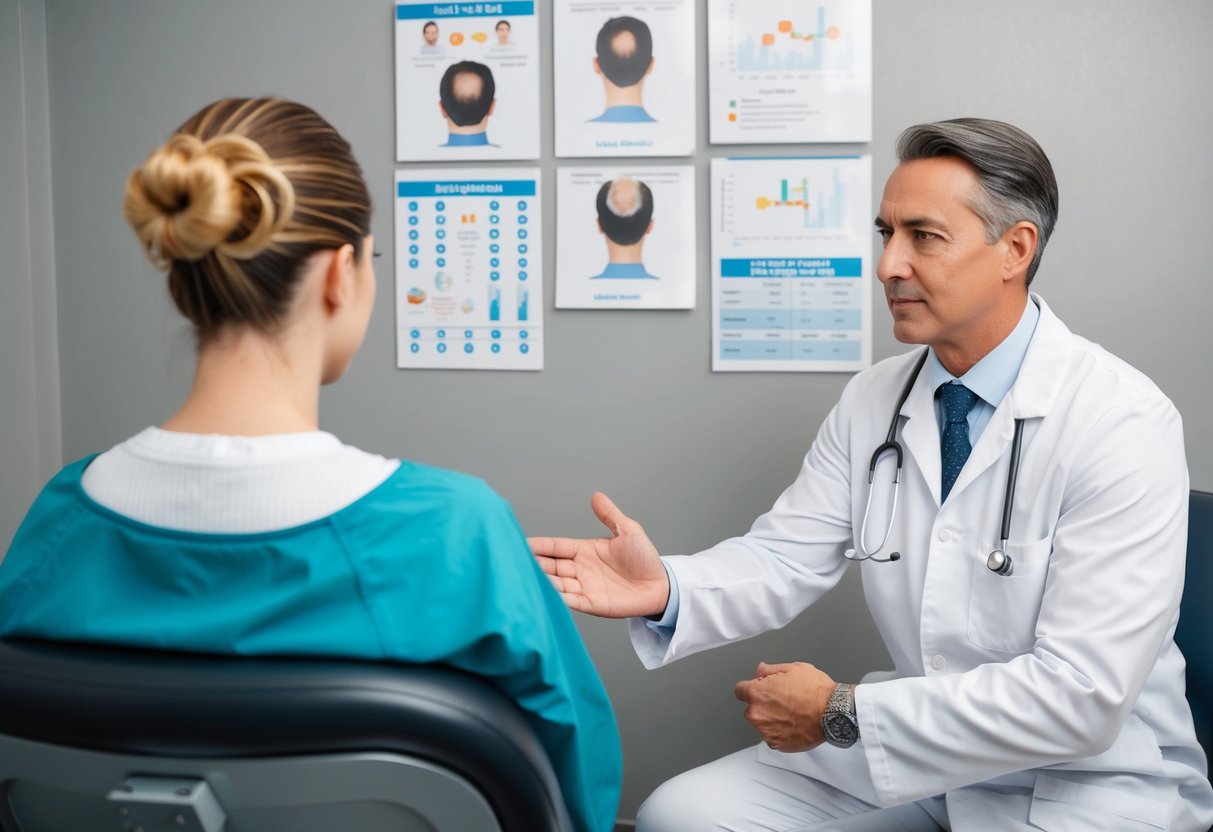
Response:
[734,662,838,753]
[528,492,670,619]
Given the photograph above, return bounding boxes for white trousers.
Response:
[635,744,1057,832]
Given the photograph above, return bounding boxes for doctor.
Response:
[531,118,1213,830]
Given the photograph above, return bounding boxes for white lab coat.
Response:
[632,296,1213,828]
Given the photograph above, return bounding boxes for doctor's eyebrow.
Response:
[875,216,946,232]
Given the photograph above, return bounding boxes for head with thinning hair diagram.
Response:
[594,16,654,88]
[439,60,496,128]
[596,177,654,247]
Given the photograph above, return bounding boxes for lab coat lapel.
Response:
[1007,294,1071,420]
[897,357,943,507]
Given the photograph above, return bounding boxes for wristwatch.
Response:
[821,683,860,748]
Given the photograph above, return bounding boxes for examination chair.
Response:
[0,639,574,832]
[1178,489,1213,768]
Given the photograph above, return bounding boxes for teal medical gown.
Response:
[0,456,622,832]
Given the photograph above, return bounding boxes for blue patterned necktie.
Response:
[939,382,979,501]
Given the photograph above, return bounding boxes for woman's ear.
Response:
[323,244,358,314]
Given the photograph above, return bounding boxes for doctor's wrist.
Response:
[643,560,677,623]
[821,683,861,748]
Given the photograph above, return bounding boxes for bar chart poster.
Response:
[395,168,543,371]
[708,0,871,144]
[710,156,872,372]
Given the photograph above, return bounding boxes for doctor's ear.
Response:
[592,57,602,76]
[1002,222,1038,283]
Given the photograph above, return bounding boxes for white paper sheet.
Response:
[711,156,872,372]
[555,165,696,309]
[395,168,543,370]
[553,0,696,158]
[395,2,541,161]
[708,0,871,144]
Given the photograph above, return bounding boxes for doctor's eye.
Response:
[875,228,893,245]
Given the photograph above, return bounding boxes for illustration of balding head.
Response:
[439,61,496,134]
[596,177,654,263]
[593,17,654,109]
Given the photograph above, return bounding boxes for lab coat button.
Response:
[930,654,946,671]
[938,529,952,542]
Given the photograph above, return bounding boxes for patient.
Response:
[0,98,620,832]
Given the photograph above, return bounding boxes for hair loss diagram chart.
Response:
[711,155,872,372]
[395,2,541,161]
[395,168,543,370]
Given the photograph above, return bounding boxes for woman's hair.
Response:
[123,98,372,339]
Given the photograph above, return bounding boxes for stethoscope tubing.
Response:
[846,348,1023,576]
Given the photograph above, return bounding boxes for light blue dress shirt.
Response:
[443,132,495,147]
[591,262,659,280]
[927,297,1039,445]
[588,105,656,123]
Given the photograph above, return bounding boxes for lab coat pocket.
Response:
[966,538,1051,654]
[1028,774,1169,830]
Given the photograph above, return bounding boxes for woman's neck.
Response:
[162,326,323,436]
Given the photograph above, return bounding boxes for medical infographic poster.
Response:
[553,0,696,158]
[711,156,872,372]
[395,168,543,371]
[395,2,541,161]
[707,0,871,144]
[555,166,696,309]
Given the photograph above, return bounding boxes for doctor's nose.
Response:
[876,236,912,285]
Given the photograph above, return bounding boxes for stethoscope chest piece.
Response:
[986,548,1013,576]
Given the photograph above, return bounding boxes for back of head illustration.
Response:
[439,61,496,127]
[595,16,653,87]
[596,178,654,246]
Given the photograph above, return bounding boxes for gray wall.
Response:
[4,0,1212,821]
[0,0,60,554]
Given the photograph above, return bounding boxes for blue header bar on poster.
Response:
[398,180,537,198]
[397,3,535,20]
[721,258,863,278]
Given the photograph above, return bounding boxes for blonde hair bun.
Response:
[124,132,295,268]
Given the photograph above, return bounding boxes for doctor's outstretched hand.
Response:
[528,492,670,619]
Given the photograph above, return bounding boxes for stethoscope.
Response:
[843,349,1025,576]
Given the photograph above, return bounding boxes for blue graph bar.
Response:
[489,286,501,322]
[807,167,844,229]
[517,287,528,322]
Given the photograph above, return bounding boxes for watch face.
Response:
[823,713,859,747]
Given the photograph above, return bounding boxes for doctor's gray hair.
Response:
[896,118,1058,285]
